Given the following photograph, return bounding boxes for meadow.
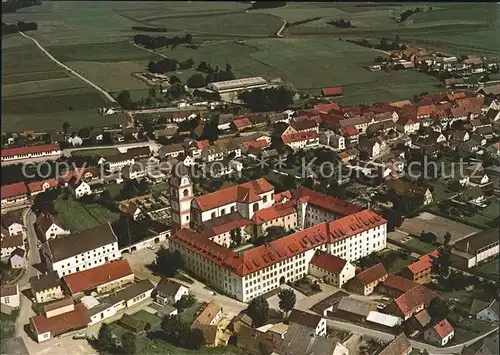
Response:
[2,1,498,132]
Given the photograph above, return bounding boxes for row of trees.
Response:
[398,7,429,22]
[2,21,38,35]
[96,324,137,354]
[249,1,286,10]
[148,58,181,74]
[196,62,235,84]
[347,37,407,51]
[161,315,205,350]
[239,87,294,112]
[246,289,296,327]
[131,26,167,33]
[328,19,354,28]
[133,33,192,50]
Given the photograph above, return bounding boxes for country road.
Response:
[276,19,288,37]
[18,31,117,104]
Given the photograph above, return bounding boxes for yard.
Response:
[473,257,499,281]
[428,199,499,229]
[54,194,120,232]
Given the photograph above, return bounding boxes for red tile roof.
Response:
[252,201,296,224]
[314,103,341,114]
[243,140,269,150]
[355,263,387,286]
[196,140,210,150]
[390,100,414,108]
[406,250,439,275]
[1,183,28,200]
[232,118,253,129]
[171,209,387,277]
[282,131,318,144]
[27,179,58,194]
[417,105,437,117]
[393,284,439,317]
[310,251,347,275]
[382,274,419,293]
[1,144,60,158]
[213,139,230,147]
[203,212,253,237]
[274,190,292,203]
[322,87,344,96]
[340,126,359,137]
[194,178,274,211]
[432,318,454,338]
[62,260,133,294]
[30,303,90,337]
[447,92,467,101]
[295,187,363,217]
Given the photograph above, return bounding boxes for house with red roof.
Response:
[386,284,439,320]
[30,302,90,343]
[340,126,360,144]
[290,119,319,134]
[322,86,344,97]
[27,178,58,197]
[202,212,253,247]
[1,144,61,163]
[309,251,355,288]
[1,182,28,206]
[231,117,253,131]
[400,250,439,284]
[346,263,388,295]
[424,319,455,346]
[378,274,419,298]
[62,259,134,296]
[282,131,319,150]
[396,115,421,135]
[314,102,341,114]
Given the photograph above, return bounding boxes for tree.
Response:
[420,231,437,244]
[444,232,451,245]
[431,247,451,279]
[121,332,137,355]
[278,288,296,317]
[186,73,206,88]
[428,297,449,320]
[230,228,243,247]
[169,75,181,84]
[184,33,193,44]
[282,174,297,191]
[169,82,185,100]
[302,177,314,189]
[173,294,196,311]
[63,121,71,134]
[185,328,205,350]
[247,296,269,327]
[117,90,135,110]
[155,247,185,277]
[97,323,115,352]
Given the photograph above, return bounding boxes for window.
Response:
[252,203,259,212]
[263,196,267,203]
[211,212,216,219]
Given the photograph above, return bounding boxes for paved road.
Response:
[126,105,208,115]
[276,19,288,37]
[18,32,117,104]
[15,209,40,338]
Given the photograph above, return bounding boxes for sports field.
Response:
[2,1,498,132]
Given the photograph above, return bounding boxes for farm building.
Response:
[207,77,268,93]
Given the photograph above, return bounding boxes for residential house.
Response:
[290,119,319,134]
[385,284,439,320]
[288,309,327,336]
[309,251,355,288]
[69,179,92,199]
[231,117,253,131]
[378,274,419,298]
[1,182,29,206]
[9,248,25,269]
[459,187,485,205]
[346,263,388,295]
[1,211,24,237]
[461,332,499,355]
[470,299,499,323]
[339,115,371,134]
[400,250,439,284]
[27,178,58,197]
[320,131,345,150]
[97,279,155,312]
[191,301,223,343]
[30,302,90,343]
[1,232,23,259]
[101,152,135,173]
[340,126,360,145]
[159,144,185,159]
[201,146,227,162]
[1,144,61,163]
[1,285,20,312]
[377,333,412,355]
[62,259,134,296]
[424,319,455,346]
[282,131,319,150]
[30,271,64,304]
[251,202,297,238]
[155,279,189,306]
[359,137,386,159]
[36,213,70,241]
[334,297,378,322]
[41,223,120,277]
[154,124,178,139]
[396,116,420,135]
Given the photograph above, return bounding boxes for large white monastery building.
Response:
[168,166,387,302]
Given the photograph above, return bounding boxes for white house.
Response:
[309,251,356,288]
[0,285,20,310]
[424,319,454,346]
[156,279,189,306]
[70,180,92,199]
[41,223,120,277]
[123,163,146,180]
[36,213,70,241]
[1,211,24,237]
[475,300,499,323]
[282,131,319,150]
[68,136,83,146]
[397,116,420,135]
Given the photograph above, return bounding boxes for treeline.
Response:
[197,62,235,82]
[148,58,194,73]
[133,33,192,50]
[2,21,38,36]
[328,19,354,28]
[131,26,167,32]
[287,17,322,27]
[250,1,286,10]
[239,87,293,112]
[2,0,41,13]
[398,7,428,22]
[347,37,407,51]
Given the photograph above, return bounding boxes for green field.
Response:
[54,194,119,233]
[3,1,498,132]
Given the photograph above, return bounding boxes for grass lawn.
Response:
[132,311,162,330]
[54,194,120,233]
[179,302,204,324]
[473,257,499,280]
[105,183,124,200]
[404,238,437,254]
[137,337,245,355]
[72,148,120,157]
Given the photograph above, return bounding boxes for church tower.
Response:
[168,164,193,232]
